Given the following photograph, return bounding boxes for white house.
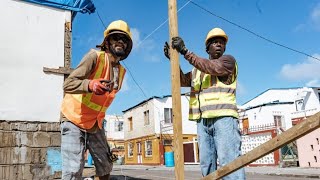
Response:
[0,0,71,122]
[122,94,198,165]
[104,115,125,157]
[0,0,94,179]
[239,87,320,167]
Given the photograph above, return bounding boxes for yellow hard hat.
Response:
[103,20,133,60]
[104,20,132,39]
[205,28,228,46]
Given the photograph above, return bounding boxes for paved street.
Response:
[110,169,316,180]
[83,165,320,180]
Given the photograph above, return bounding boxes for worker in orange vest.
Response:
[60,20,132,180]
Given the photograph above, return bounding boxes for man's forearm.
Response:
[184,52,234,76]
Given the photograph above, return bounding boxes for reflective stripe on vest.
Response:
[61,50,126,129]
[188,64,238,121]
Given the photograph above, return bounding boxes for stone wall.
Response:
[0,121,61,180]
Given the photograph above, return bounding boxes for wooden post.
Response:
[168,0,185,179]
[202,111,320,180]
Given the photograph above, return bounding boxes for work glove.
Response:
[171,36,188,55]
[88,79,113,95]
[163,42,171,60]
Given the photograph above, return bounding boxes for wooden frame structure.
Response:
[202,112,320,179]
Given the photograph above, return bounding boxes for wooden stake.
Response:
[202,111,320,180]
[168,0,185,179]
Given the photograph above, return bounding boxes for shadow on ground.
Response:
[110,175,150,180]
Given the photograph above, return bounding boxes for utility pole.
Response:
[168,0,185,179]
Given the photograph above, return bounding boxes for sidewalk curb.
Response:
[247,172,320,179]
[113,165,320,178]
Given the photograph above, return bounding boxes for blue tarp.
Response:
[22,0,95,14]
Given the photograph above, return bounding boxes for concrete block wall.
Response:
[0,121,61,180]
[241,131,278,166]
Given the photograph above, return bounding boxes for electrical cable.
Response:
[96,10,106,29]
[136,0,191,48]
[93,1,191,111]
[189,0,320,61]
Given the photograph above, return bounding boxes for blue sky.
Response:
[71,0,320,115]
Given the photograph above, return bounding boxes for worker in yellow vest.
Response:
[60,20,132,180]
[164,28,245,179]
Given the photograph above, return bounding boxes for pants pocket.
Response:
[61,122,83,154]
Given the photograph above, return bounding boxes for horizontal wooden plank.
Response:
[43,67,73,75]
[202,111,320,180]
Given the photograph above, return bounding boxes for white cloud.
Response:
[311,2,320,29]
[131,28,161,62]
[148,54,161,62]
[120,76,129,92]
[293,23,307,32]
[294,3,320,31]
[280,54,320,82]
[73,33,101,48]
[306,79,320,87]
[236,81,246,96]
[131,28,141,48]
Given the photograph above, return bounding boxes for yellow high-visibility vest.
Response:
[188,64,238,121]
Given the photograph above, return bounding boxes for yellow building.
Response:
[122,95,199,165]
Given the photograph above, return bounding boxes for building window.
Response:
[316,138,319,145]
[163,139,172,146]
[145,140,152,157]
[114,121,123,132]
[242,118,249,134]
[311,145,314,151]
[295,99,304,111]
[144,110,150,125]
[103,119,107,129]
[128,143,134,157]
[117,145,124,150]
[128,117,133,131]
[273,115,283,128]
[164,108,173,124]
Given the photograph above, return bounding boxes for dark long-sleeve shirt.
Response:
[180,51,236,87]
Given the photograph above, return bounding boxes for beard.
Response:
[110,46,126,57]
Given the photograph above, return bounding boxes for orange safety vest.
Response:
[61,50,126,130]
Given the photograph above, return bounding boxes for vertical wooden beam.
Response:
[60,21,72,120]
[64,22,72,79]
[168,0,185,179]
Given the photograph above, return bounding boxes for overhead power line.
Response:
[136,0,191,48]
[94,0,191,101]
[121,61,148,98]
[96,10,106,29]
[189,0,320,61]
[93,0,319,109]
[94,8,151,99]
[94,10,161,110]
